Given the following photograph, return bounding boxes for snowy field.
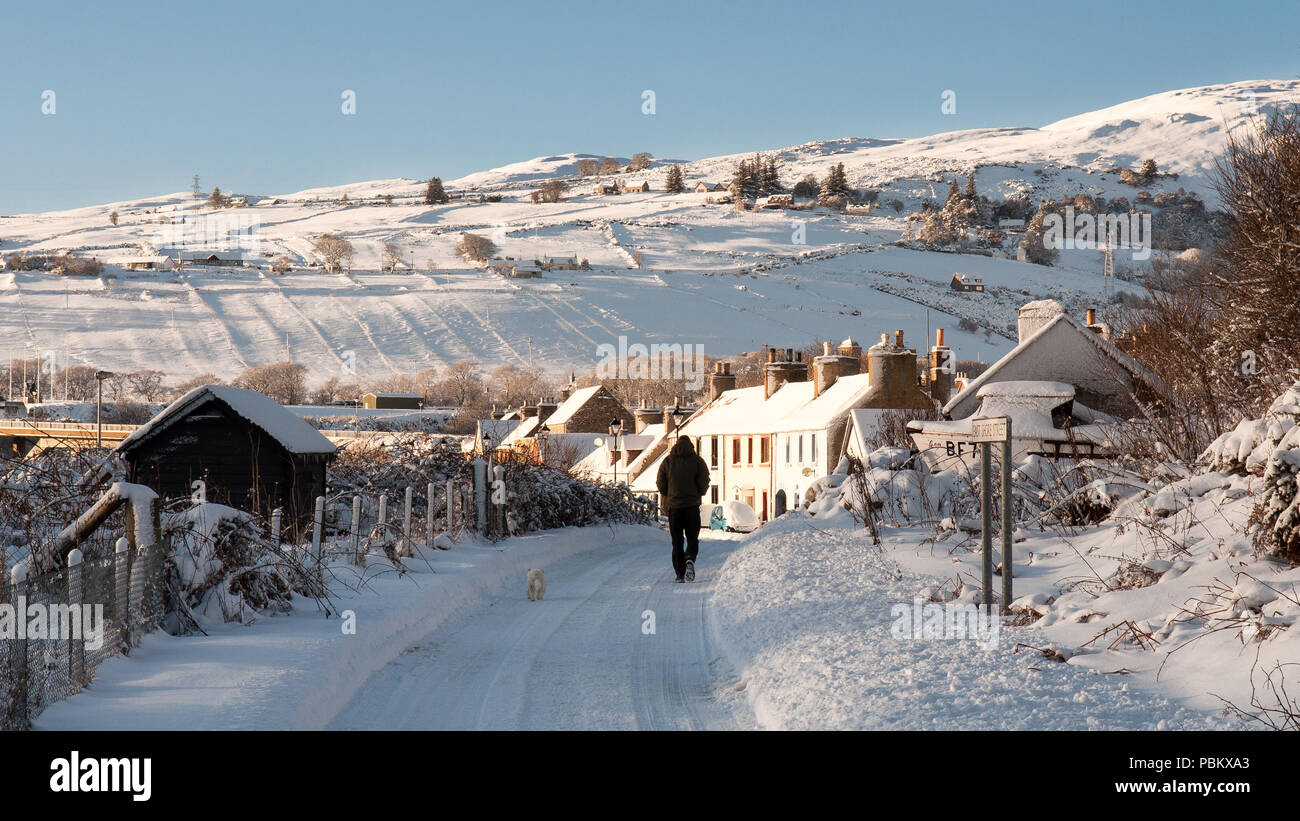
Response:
[5,79,1296,386]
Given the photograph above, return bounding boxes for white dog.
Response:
[526,568,546,601]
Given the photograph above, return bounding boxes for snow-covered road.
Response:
[328,531,750,730]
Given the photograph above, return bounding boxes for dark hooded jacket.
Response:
[656,435,711,510]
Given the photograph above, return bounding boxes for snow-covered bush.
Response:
[329,434,655,539]
[165,503,298,627]
[1200,382,1300,475]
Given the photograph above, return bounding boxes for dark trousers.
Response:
[668,506,701,578]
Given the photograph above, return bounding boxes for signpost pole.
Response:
[980,440,993,615]
[1001,419,1014,614]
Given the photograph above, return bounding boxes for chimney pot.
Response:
[895,329,904,348]
[1086,308,1096,326]
[823,341,832,356]
[936,328,945,347]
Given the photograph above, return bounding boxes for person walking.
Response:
[656,435,710,583]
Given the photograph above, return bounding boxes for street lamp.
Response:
[94,370,113,447]
[670,406,687,439]
[608,418,623,485]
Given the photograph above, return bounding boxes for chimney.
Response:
[1084,307,1110,338]
[928,327,954,405]
[536,398,558,423]
[813,341,861,398]
[520,401,538,420]
[1017,300,1066,342]
[707,361,737,402]
[633,401,661,433]
[764,346,809,399]
[867,330,917,405]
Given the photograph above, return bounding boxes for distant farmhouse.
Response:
[950,273,985,292]
[362,392,424,410]
[487,257,543,278]
[621,180,651,193]
[695,182,726,193]
[844,203,873,215]
[110,254,175,272]
[181,250,246,267]
[592,183,620,196]
[755,194,794,209]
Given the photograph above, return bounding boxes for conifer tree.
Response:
[664,164,686,194]
[425,177,449,205]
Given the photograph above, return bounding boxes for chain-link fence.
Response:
[0,536,166,730]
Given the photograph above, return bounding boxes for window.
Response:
[760,435,770,465]
[798,434,804,463]
[732,437,741,465]
[710,485,718,504]
[710,436,719,468]
[811,433,818,462]
[784,436,790,464]
[747,437,754,465]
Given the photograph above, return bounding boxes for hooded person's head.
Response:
[671,435,696,456]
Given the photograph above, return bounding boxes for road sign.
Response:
[971,416,1010,443]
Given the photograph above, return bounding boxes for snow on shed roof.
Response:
[117,385,336,455]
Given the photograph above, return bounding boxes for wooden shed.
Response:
[114,385,336,523]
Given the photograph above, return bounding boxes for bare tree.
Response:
[382,241,402,272]
[535,180,568,204]
[108,211,119,226]
[312,233,355,273]
[232,362,309,405]
[626,152,653,172]
[126,370,167,401]
[456,232,497,262]
[576,158,599,177]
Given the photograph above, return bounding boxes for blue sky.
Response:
[2,0,1296,213]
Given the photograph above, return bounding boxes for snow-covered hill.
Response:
[1,79,1294,387]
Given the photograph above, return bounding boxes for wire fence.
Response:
[0,536,166,730]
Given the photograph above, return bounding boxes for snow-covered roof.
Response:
[117,385,336,455]
[366,392,423,399]
[477,418,518,443]
[943,311,1169,418]
[543,385,604,427]
[915,380,1107,442]
[500,415,540,446]
[768,373,873,433]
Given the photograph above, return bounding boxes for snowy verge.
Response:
[708,513,1233,730]
[36,525,645,730]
